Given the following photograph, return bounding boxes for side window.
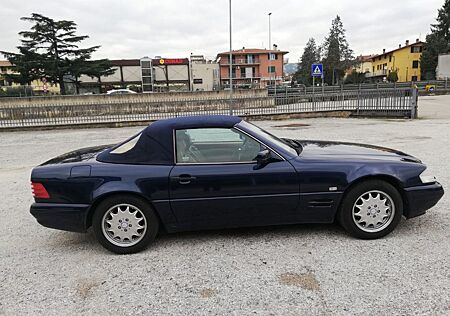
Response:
[110,133,141,154]
[175,128,263,163]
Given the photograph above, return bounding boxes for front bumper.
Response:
[30,203,90,233]
[404,182,444,218]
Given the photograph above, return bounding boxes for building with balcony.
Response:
[366,39,424,82]
[0,60,60,94]
[216,47,288,89]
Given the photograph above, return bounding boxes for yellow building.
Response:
[366,40,424,82]
[0,60,60,94]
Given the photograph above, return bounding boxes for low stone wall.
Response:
[0,89,268,108]
[0,97,274,120]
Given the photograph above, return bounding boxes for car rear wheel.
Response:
[92,195,159,254]
[338,180,403,239]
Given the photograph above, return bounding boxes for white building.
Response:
[190,55,220,91]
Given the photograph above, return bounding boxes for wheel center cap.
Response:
[121,222,128,228]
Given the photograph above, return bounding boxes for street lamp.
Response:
[268,12,272,87]
[228,0,233,115]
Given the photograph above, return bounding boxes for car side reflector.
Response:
[31,182,50,199]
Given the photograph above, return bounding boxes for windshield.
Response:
[239,121,300,155]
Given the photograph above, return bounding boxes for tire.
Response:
[92,194,159,254]
[338,180,403,239]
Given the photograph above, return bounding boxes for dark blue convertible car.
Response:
[30,115,444,253]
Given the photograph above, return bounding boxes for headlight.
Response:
[419,169,437,184]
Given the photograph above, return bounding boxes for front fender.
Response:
[346,162,425,189]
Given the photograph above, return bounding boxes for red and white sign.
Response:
[153,58,189,66]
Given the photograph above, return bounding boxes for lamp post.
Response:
[228,0,233,115]
[268,12,272,87]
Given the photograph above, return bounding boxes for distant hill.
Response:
[284,63,298,75]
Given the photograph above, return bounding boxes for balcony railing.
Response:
[365,70,388,78]
[221,73,261,80]
[221,58,260,65]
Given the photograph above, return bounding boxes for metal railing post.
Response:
[410,87,418,119]
[357,84,361,115]
[376,82,380,111]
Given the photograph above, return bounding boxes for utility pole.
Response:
[268,12,272,88]
[228,0,233,115]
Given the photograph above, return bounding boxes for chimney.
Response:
[399,44,401,48]
[405,40,410,46]
[273,44,278,50]
[416,38,420,43]
[383,49,386,54]
[242,46,245,51]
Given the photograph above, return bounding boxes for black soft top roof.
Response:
[97,115,242,165]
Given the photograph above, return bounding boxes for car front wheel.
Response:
[92,195,159,254]
[338,180,403,239]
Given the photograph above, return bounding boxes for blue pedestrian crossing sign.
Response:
[311,63,323,77]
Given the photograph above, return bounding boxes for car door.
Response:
[169,127,300,230]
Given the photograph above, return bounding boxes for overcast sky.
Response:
[0,0,444,63]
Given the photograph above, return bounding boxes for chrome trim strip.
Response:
[154,192,300,203]
[299,191,343,196]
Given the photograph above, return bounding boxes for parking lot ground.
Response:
[0,95,449,315]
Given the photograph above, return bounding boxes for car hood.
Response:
[294,140,421,163]
[41,144,113,165]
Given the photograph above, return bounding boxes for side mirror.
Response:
[254,149,271,169]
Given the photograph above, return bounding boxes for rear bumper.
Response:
[404,182,444,218]
[30,203,90,233]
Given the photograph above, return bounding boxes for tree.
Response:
[387,70,399,83]
[344,70,366,84]
[321,15,354,85]
[1,13,113,94]
[1,46,43,85]
[293,38,320,86]
[421,0,450,80]
[67,58,115,94]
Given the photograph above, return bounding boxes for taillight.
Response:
[31,182,50,199]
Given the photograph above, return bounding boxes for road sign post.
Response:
[311,64,323,112]
[312,76,315,111]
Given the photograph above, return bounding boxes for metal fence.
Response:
[269,79,449,95]
[0,87,417,129]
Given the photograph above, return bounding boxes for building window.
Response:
[373,66,375,72]
[268,53,277,60]
[142,68,152,76]
[268,66,276,73]
[411,46,423,53]
[412,60,419,69]
[142,77,152,84]
[389,55,392,62]
[411,76,418,82]
[229,67,236,78]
